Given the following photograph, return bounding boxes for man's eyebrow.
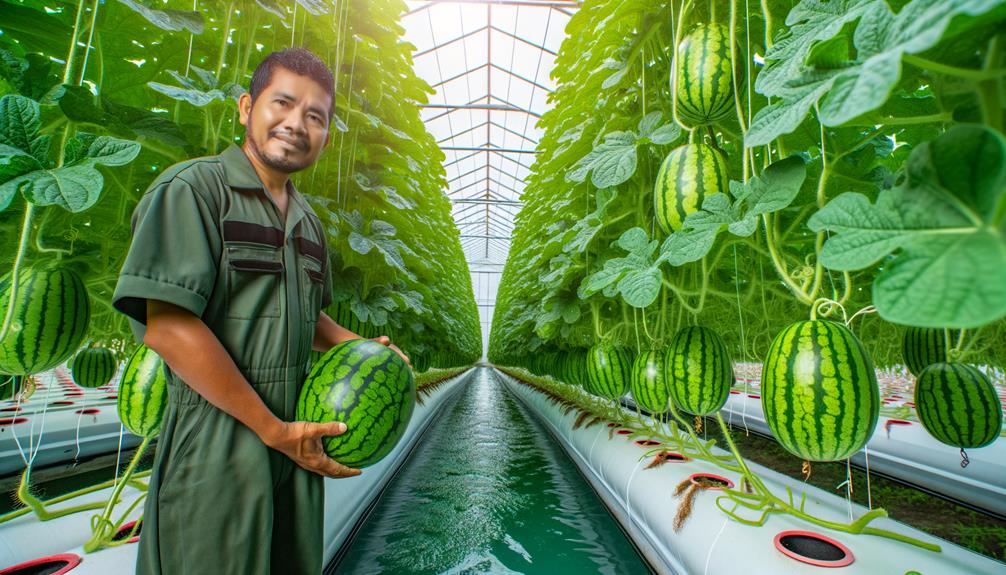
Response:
[273,91,296,101]
[306,104,327,118]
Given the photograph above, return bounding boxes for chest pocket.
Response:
[296,235,325,322]
[223,221,285,319]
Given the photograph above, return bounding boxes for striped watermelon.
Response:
[71,347,117,388]
[666,327,732,415]
[585,344,632,400]
[673,23,735,127]
[762,320,879,462]
[915,363,1002,449]
[297,339,415,468]
[118,345,168,438]
[653,144,729,234]
[0,265,91,375]
[631,350,670,414]
[902,327,958,377]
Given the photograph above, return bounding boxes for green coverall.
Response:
[113,144,333,574]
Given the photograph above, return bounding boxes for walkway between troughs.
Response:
[333,367,650,574]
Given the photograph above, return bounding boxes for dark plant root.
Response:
[802,460,812,481]
[583,415,603,430]
[673,477,692,497]
[673,484,699,532]
[694,415,703,434]
[572,411,592,430]
[645,451,674,470]
[415,374,456,405]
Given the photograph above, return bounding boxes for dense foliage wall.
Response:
[489,0,1006,369]
[0,0,481,368]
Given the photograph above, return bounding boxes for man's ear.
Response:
[238,92,253,126]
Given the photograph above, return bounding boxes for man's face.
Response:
[239,67,332,174]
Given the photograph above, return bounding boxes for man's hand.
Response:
[371,335,411,367]
[263,421,361,479]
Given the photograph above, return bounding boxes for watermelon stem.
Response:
[0,204,36,342]
[82,436,152,553]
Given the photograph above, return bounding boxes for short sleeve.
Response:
[113,177,221,326]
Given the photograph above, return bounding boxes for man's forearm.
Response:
[145,300,283,444]
[312,311,361,351]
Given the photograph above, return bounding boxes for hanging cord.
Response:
[863,445,873,510]
[703,517,730,575]
[732,244,750,435]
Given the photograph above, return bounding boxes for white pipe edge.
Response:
[0,369,473,572]
[720,393,1006,519]
[498,370,1005,575]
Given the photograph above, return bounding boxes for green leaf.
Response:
[872,233,1006,329]
[84,136,141,167]
[2,163,105,212]
[294,0,331,16]
[0,143,43,182]
[580,227,662,308]
[648,122,681,145]
[658,157,807,266]
[566,131,637,188]
[116,0,204,34]
[731,155,808,233]
[746,72,836,147]
[147,82,226,107]
[564,188,618,254]
[617,268,662,308]
[0,95,41,152]
[808,125,1006,328]
[659,194,736,266]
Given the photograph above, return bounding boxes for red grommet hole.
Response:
[113,519,143,543]
[76,408,100,415]
[0,553,82,575]
[51,401,74,406]
[688,473,734,490]
[0,417,27,426]
[656,451,688,463]
[616,429,633,435]
[774,530,854,567]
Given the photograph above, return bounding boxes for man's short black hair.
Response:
[249,48,335,116]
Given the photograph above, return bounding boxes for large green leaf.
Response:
[808,125,1006,328]
[116,0,204,34]
[0,94,40,152]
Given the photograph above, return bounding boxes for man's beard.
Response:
[246,118,312,174]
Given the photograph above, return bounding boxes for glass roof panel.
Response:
[403,0,571,267]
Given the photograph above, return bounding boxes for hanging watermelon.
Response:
[666,327,732,415]
[118,345,169,438]
[761,320,880,462]
[71,346,118,388]
[915,363,1001,450]
[585,344,632,400]
[631,350,671,414]
[0,265,91,375]
[902,327,958,377]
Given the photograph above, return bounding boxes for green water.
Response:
[335,368,650,575]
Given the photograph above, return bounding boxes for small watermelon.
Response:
[585,344,632,400]
[673,23,735,127]
[297,339,415,468]
[666,327,732,415]
[902,327,958,377]
[762,320,879,462]
[118,345,168,438]
[915,363,1002,449]
[0,265,91,375]
[71,347,118,388]
[630,350,670,414]
[653,143,729,234]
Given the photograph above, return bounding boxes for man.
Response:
[113,48,408,574]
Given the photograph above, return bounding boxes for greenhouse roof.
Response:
[403,0,574,268]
